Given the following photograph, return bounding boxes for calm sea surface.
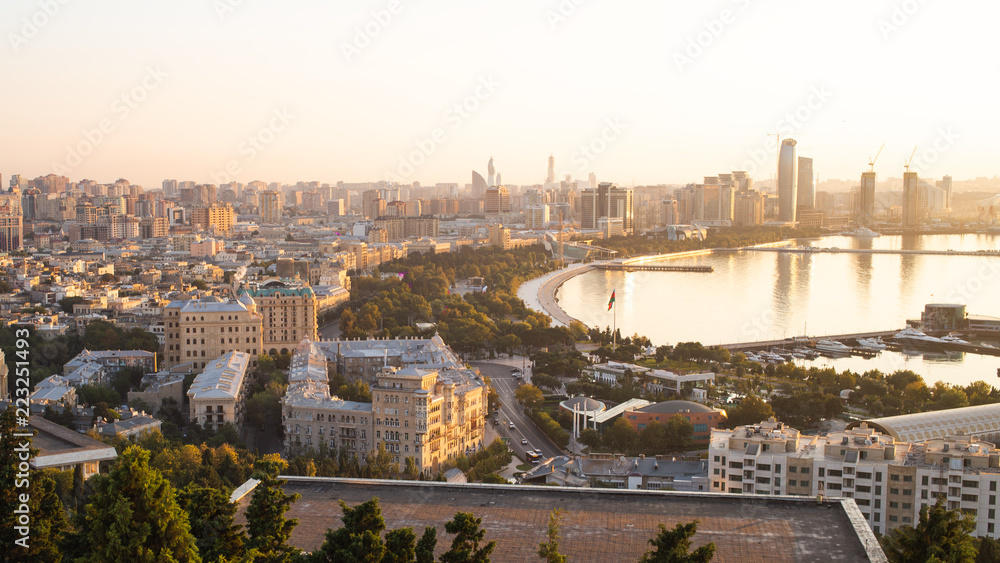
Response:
[556,234,1000,386]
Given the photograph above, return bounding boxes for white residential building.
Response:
[710,419,1000,538]
[187,351,252,430]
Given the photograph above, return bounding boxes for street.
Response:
[471,358,566,463]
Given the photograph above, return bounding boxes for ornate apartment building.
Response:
[242,285,318,355]
[281,337,487,473]
[163,296,263,372]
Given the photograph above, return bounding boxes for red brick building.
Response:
[624,400,727,446]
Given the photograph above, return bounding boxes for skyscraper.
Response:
[857,171,877,227]
[0,190,23,252]
[260,190,282,225]
[777,139,798,222]
[797,156,814,210]
[937,175,953,211]
[902,171,922,228]
[484,186,510,214]
[471,171,488,199]
[487,157,496,187]
[580,183,634,234]
[547,155,555,183]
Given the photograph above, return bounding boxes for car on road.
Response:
[521,438,528,445]
[509,422,515,429]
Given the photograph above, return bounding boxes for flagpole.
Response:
[613,289,617,351]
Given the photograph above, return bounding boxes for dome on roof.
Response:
[559,397,606,413]
[236,288,256,313]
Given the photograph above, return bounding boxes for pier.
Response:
[718,330,899,352]
[719,247,1000,257]
[594,263,713,273]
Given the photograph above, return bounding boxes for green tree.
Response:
[537,508,567,563]
[177,484,248,562]
[383,527,417,563]
[603,418,639,454]
[515,384,544,411]
[724,395,774,428]
[881,497,978,563]
[80,445,200,562]
[312,497,386,563]
[639,521,715,563]
[246,457,301,562]
[440,512,496,563]
[415,527,437,563]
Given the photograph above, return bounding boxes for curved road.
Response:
[472,359,565,463]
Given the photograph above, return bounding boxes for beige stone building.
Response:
[241,285,317,355]
[282,337,487,473]
[187,351,252,430]
[163,296,263,372]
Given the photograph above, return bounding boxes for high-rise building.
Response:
[855,171,877,227]
[902,171,922,228]
[487,157,496,187]
[488,224,510,249]
[937,175,953,211]
[547,155,556,183]
[0,190,23,252]
[777,139,798,222]
[661,198,678,225]
[797,156,814,210]
[260,191,282,224]
[471,171,488,199]
[580,183,634,234]
[734,190,765,226]
[191,203,236,236]
[484,186,510,214]
[362,190,386,219]
[526,204,550,229]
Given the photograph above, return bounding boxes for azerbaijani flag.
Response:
[608,289,616,311]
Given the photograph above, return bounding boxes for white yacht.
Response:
[857,337,887,351]
[841,227,881,237]
[894,327,945,346]
[815,340,852,354]
[941,334,970,345]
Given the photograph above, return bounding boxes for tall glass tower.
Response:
[777,139,798,222]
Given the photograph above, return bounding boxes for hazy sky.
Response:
[2,1,998,190]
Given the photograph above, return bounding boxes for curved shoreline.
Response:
[521,249,721,328]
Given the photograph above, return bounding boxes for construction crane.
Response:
[904,146,918,173]
[867,143,885,173]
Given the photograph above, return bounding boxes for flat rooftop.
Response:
[236,478,885,563]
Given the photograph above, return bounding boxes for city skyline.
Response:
[2,1,998,189]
